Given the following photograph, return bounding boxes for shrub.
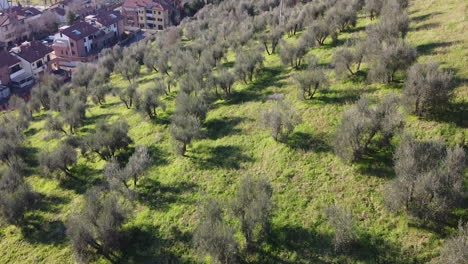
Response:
[334,94,404,163]
[232,176,273,250]
[0,169,36,225]
[39,142,78,180]
[81,121,133,160]
[66,188,128,263]
[403,63,454,117]
[295,65,328,100]
[194,198,239,264]
[385,136,466,222]
[325,206,357,252]
[439,222,468,264]
[261,100,301,142]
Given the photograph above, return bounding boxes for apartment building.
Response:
[52,11,124,64]
[121,0,169,31]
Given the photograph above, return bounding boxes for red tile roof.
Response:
[122,0,166,10]
[61,21,99,41]
[94,11,123,27]
[8,6,42,17]
[0,51,20,68]
[12,41,53,63]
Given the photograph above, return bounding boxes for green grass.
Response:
[1,0,467,263]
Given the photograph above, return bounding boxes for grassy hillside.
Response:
[0,0,467,263]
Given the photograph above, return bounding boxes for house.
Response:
[0,50,34,89]
[10,41,54,79]
[52,0,97,18]
[0,6,42,47]
[121,0,170,31]
[51,10,124,64]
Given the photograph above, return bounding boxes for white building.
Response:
[10,41,54,79]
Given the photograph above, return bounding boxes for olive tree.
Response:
[232,176,273,251]
[170,114,202,156]
[367,40,417,83]
[194,198,239,264]
[39,141,78,180]
[104,146,151,190]
[439,222,468,264]
[334,94,404,163]
[295,65,328,100]
[261,100,301,142]
[234,46,264,83]
[325,206,357,253]
[0,169,35,225]
[135,87,166,120]
[116,84,137,109]
[115,56,140,83]
[81,121,133,160]
[66,188,128,263]
[278,39,308,69]
[403,63,454,117]
[385,136,466,222]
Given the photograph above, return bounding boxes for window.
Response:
[70,42,74,47]
[72,51,76,55]
[47,55,50,62]
[10,64,21,74]
[158,25,163,30]
[157,18,162,21]
[36,60,43,68]
[158,11,161,15]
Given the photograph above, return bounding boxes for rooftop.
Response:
[61,21,99,41]
[122,0,166,10]
[91,10,123,27]
[11,41,53,63]
[0,50,20,68]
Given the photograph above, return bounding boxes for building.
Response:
[52,10,124,64]
[0,6,42,47]
[0,50,34,89]
[121,0,170,31]
[10,41,54,79]
[52,0,97,18]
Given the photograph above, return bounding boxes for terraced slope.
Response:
[0,0,466,263]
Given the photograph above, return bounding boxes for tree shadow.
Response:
[355,148,395,178]
[318,87,377,105]
[82,113,115,126]
[416,41,456,56]
[147,145,171,167]
[286,131,332,153]
[59,164,103,194]
[21,194,69,245]
[410,22,440,32]
[122,224,184,264]
[191,145,254,170]
[432,101,468,129]
[225,66,288,106]
[21,146,39,171]
[351,233,417,264]
[261,224,331,264]
[137,178,198,211]
[205,117,247,140]
[411,12,442,23]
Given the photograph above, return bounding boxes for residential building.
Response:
[0,6,42,47]
[10,41,54,79]
[51,10,124,65]
[52,0,97,17]
[121,0,170,31]
[0,50,34,89]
